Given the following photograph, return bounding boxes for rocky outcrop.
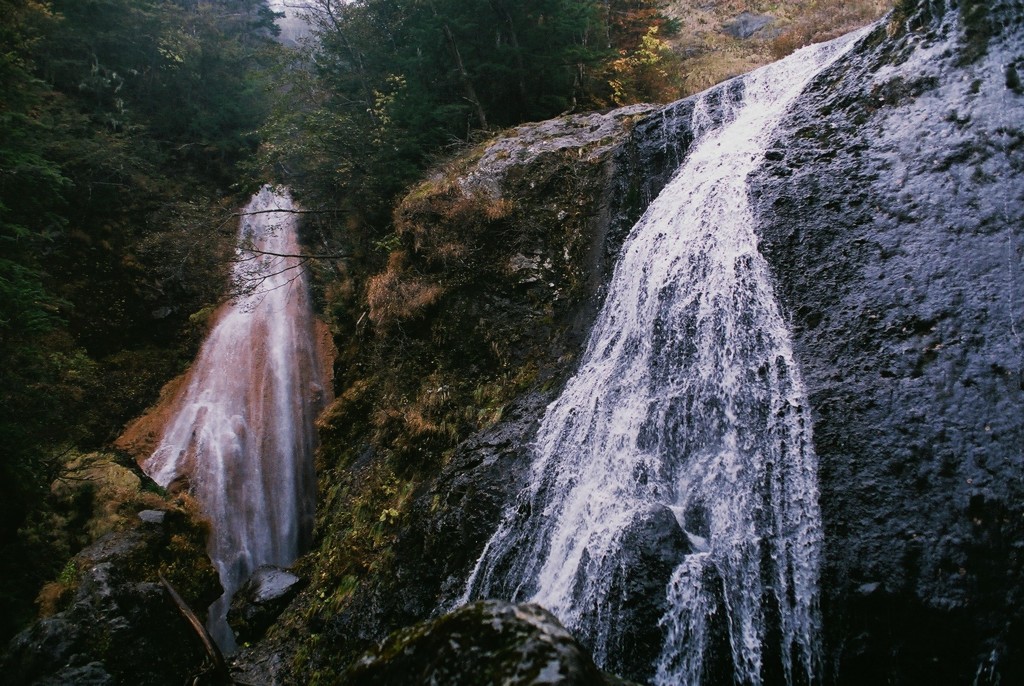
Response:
[750,4,1024,683]
[228,566,306,645]
[722,12,775,39]
[2,511,221,685]
[343,600,630,686]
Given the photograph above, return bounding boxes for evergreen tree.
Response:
[0,0,281,640]
[262,0,673,224]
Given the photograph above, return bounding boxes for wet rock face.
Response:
[2,515,221,685]
[344,600,616,686]
[586,506,692,681]
[750,8,1024,684]
[228,566,306,645]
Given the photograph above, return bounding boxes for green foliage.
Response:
[607,24,683,105]
[258,0,674,227]
[57,558,77,586]
[0,0,280,641]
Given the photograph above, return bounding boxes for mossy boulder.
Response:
[344,600,631,686]
[2,508,220,685]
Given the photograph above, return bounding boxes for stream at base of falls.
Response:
[143,185,326,652]
[461,27,871,685]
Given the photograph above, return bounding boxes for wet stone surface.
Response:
[751,8,1024,684]
[344,600,627,686]
[228,566,306,645]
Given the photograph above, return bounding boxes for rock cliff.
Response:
[751,1,1024,681]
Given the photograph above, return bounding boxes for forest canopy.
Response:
[259,0,680,221]
[0,0,280,639]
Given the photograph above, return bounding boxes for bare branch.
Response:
[159,573,232,684]
[231,208,344,218]
[234,247,349,261]
[231,258,314,307]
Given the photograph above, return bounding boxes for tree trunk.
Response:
[441,22,488,130]
[428,2,488,130]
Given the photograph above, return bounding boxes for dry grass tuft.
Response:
[366,251,444,328]
[373,405,437,440]
[481,196,514,222]
[770,0,892,59]
[36,578,75,618]
[395,177,514,263]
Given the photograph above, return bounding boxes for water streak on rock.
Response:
[143,186,325,652]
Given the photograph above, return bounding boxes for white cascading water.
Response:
[462,29,871,685]
[144,186,325,652]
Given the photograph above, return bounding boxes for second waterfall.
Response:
[462,29,871,685]
[143,186,328,652]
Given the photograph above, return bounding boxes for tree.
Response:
[0,0,282,641]
[262,0,636,226]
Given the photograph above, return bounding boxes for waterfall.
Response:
[462,29,870,684]
[143,186,325,652]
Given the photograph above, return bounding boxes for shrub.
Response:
[771,0,893,59]
[366,252,445,329]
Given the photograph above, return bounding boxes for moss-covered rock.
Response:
[344,600,630,686]
[2,505,221,685]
